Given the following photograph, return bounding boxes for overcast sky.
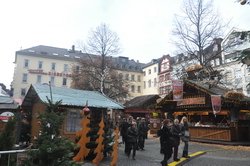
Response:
[0,0,249,88]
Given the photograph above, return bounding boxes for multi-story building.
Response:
[11,45,144,102]
[12,45,83,99]
[158,55,174,98]
[112,56,144,102]
[142,59,159,95]
[220,27,250,96]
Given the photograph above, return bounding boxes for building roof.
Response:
[112,56,145,72]
[0,95,19,109]
[124,95,161,109]
[15,45,87,63]
[22,84,124,110]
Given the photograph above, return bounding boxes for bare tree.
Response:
[71,23,128,101]
[172,0,229,66]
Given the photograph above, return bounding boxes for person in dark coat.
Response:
[121,116,133,154]
[180,116,190,158]
[159,119,173,166]
[137,118,149,150]
[126,122,138,160]
[171,118,182,161]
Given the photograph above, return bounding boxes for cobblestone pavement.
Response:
[82,135,250,166]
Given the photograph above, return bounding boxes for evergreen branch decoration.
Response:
[92,116,105,165]
[110,127,119,166]
[73,109,91,162]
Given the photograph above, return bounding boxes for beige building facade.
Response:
[11,45,145,102]
[142,59,159,95]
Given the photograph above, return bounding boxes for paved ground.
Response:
[82,134,250,166]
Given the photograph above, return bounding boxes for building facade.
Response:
[142,59,159,95]
[11,45,145,102]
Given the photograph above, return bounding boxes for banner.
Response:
[172,80,183,101]
[211,95,221,116]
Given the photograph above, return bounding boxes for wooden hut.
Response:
[152,80,250,142]
[124,95,161,134]
[21,84,124,141]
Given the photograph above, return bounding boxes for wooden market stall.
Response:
[21,84,124,142]
[152,80,250,142]
[124,95,162,134]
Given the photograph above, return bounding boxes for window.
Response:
[154,67,157,73]
[148,69,151,75]
[137,86,141,93]
[21,88,26,97]
[50,76,55,85]
[137,75,141,82]
[36,75,42,84]
[144,81,146,89]
[76,66,80,73]
[62,78,67,86]
[235,70,242,78]
[165,74,170,81]
[215,58,220,66]
[148,79,151,88]
[65,110,83,132]
[143,71,146,76]
[235,78,242,84]
[38,61,43,69]
[154,78,157,87]
[131,85,135,92]
[245,68,250,75]
[131,75,135,81]
[24,59,29,68]
[125,74,129,80]
[22,74,28,83]
[165,86,171,95]
[51,63,56,70]
[64,64,68,72]
[119,73,123,79]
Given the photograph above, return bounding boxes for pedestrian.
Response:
[180,116,190,158]
[159,119,173,166]
[171,118,182,161]
[126,122,138,160]
[138,117,149,150]
[119,118,126,144]
[121,116,133,154]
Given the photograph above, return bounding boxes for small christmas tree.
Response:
[0,116,17,166]
[27,97,81,166]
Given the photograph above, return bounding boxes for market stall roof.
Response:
[124,95,161,109]
[22,84,124,110]
[151,80,250,109]
[0,95,19,109]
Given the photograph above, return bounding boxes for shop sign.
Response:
[177,97,205,106]
[28,69,72,77]
[211,95,221,116]
[172,80,183,101]
[152,112,158,116]
[0,112,14,122]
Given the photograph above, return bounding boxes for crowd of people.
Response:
[119,116,190,166]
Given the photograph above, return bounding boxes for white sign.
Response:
[0,112,14,122]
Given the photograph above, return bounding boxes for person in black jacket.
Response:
[137,118,149,150]
[171,118,182,161]
[121,116,133,154]
[159,119,173,166]
[126,122,138,160]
